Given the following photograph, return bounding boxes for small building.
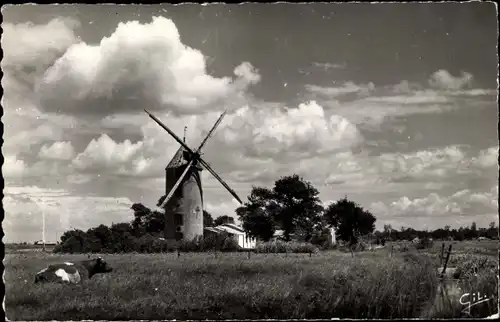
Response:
[271,229,285,241]
[328,227,337,245]
[34,241,57,246]
[204,224,257,249]
[412,237,420,244]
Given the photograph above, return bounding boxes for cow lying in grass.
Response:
[34,257,113,284]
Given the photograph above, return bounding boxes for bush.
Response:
[53,225,242,253]
[53,236,86,254]
[415,237,434,250]
[310,229,335,250]
[175,233,241,252]
[453,256,496,279]
[255,240,319,254]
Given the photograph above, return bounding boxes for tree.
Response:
[271,175,324,241]
[110,223,135,252]
[236,187,277,241]
[238,175,323,242]
[130,203,165,236]
[237,204,275,241]
[203,210,214,227]
[470,222,478,239]
[56,229,89,253]
[131,203,151,235]
[214,215,235,226]
[145,210,165,235]
[60,229,87,244]
[323,197,376,243]
[86,224,115,252]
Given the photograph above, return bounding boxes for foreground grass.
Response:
[4,244,498,320]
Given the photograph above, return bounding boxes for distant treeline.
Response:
[53,223,241,254]
[52,174,498,254]
[374,222,498,242]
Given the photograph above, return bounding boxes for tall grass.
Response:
[255,240,319,253]
[4,241,498,320]
[3,251,448,320]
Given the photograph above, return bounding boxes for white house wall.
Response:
[211,224,257,249]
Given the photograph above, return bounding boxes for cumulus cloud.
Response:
[363,90,450,105]
[306,70,495,129]
[1,18,79,69]
[38,141,75,161]
[305,81,375,98]
[3,155,28,179]
[312,62,346,71]
[217,101,363,161]
[1,17,79,104]
[428,69,473,90]
[370,186,498,221]
[392,80,422,94]
[3,185,134,243]
[68,100,363,182]
[323,145,499,189]
[474,146,498,168]
[36,16,260,117]
[72,134,145,174]
[233,61,261,86]
[1,99,64,151]
[3,15,496,240]
[205,198,242,222]
[325,146,465,184]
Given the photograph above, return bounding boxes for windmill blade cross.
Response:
[198,157,243,204]
[196,110,227,153]
[159,159,195,209]
[144,109,195,154]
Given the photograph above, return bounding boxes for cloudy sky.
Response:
[2,3,498,243]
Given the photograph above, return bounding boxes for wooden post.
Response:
[177,249,180,258]
[390,245,394,258]
[309,251,312,257]
[441,244,452,275]
[247,250,251,259]
[440,243,445,266]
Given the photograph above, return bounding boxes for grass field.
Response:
[4,240,499,320]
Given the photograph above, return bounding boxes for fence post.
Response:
[440,243,445,266]
[177,249,180,258]
[390,245,394,258]
[441,244,452,275]
[247,250,251,259]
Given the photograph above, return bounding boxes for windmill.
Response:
[144,109,243,242]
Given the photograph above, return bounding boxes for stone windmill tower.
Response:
[144,109,243,242]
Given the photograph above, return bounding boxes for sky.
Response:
[2,3,498,243]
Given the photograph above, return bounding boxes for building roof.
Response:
[166,146,188,169]
[222,223,245,233]
[215,225,245,235]
[204,224,247,236]
[274,230,284,236]
[204,227,225,234]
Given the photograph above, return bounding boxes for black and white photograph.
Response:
[2,2,499,320]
